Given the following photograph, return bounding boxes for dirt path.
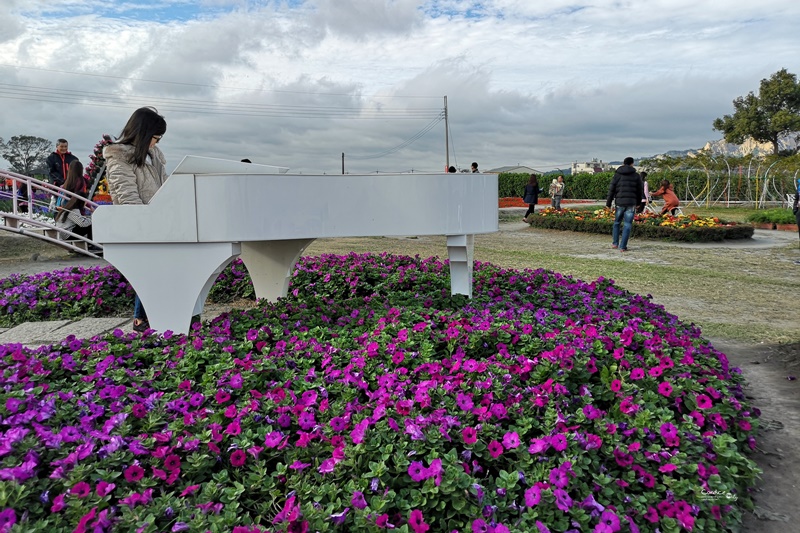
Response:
[1,217,799,530]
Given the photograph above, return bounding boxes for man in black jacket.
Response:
[46,139,79,188]
[606,157,643,252]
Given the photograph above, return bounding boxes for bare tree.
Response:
[0,135,53,176]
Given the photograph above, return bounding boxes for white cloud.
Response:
[0,0,798,175]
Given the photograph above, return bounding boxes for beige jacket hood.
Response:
[103,143,168,205]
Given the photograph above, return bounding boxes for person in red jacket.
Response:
[651,180,680,215]
[46,139,79,187]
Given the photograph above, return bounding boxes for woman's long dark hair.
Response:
[115,106,167,167]
[56,160,87,223]
[528,174,539,187]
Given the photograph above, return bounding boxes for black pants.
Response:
[524,204,536,218]
[68,224,93,240]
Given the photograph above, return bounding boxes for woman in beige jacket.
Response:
[103,106,168,332]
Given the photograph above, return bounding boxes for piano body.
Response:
[93,156,498,334]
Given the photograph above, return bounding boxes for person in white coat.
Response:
[103,106,168,332]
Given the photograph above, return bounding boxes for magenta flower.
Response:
[351,491,367,510]
[456,393,474,411]
[70,481,91,498]
[549,467,569,489]
[462,427,478,444]
[528,438,549,454]
[0,509,16,530]
[502,431,520,449]
[298,412,316,431]
[50,493,65,512]
[124,464,145,483]
[595,510,621,533]
[524,485,541,506]
[610,379,622,392]
[180,485,200,497]
[230,450,247,467]
[549,434,567,451]
[264,431,283,448]
[488,440,504,458]
[329,417,347,432]
[630,368,645,380]
[164,455,181,471]
[408,509,429,533]
[658,381,673,397]
[472,518,488,533]
[408,461,426,482]
[225,421,242,436]
[96,481,115,497]
[696,394,713,409]
[215,390,231,404]
[554,488,573,511]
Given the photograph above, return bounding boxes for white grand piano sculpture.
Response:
[93,156,498,334]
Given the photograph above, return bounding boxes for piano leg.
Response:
[446,234,475,298]
[239,239,316,302]
[102,242,241,335]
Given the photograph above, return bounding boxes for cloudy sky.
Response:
[0,0,798,175]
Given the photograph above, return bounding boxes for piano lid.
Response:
[171,155,290,175]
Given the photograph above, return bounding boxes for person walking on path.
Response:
[103,106,168,332]
[606,157,643,252]
[522,173,540,222]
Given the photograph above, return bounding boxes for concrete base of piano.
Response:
[104,235,476,335]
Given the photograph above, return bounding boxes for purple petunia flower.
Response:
[351,491,367,510]
[328,507,349,526]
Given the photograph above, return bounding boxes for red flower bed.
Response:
[499,197,594,208]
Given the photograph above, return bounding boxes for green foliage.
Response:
[712,68,800,154]
[0,135,53,176]
[746,208,797,224]
[498,172,534,198]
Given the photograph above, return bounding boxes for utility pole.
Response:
[342,152,345,175]
[444,95,449,171]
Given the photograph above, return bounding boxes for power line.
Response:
[0,83,442,120]
[0,63,443,100]
[347,114,445,160]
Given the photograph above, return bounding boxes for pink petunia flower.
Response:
[230,450,247,467]
[124,464,145,483]
[408,509,429,533]
[70,481,91,498]
[502,431,520,450]
[658,381,673,397]
[488,440,504,458]
[524,485,541,506]
[462,427,478,444]
[180,484,201,497]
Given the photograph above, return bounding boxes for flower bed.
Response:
[525,208,754,242]
[0,254,760,532]
[499,198,594,208]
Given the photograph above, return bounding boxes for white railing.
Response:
[0,169,103,258]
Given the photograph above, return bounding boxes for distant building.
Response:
[571,159,613,175]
